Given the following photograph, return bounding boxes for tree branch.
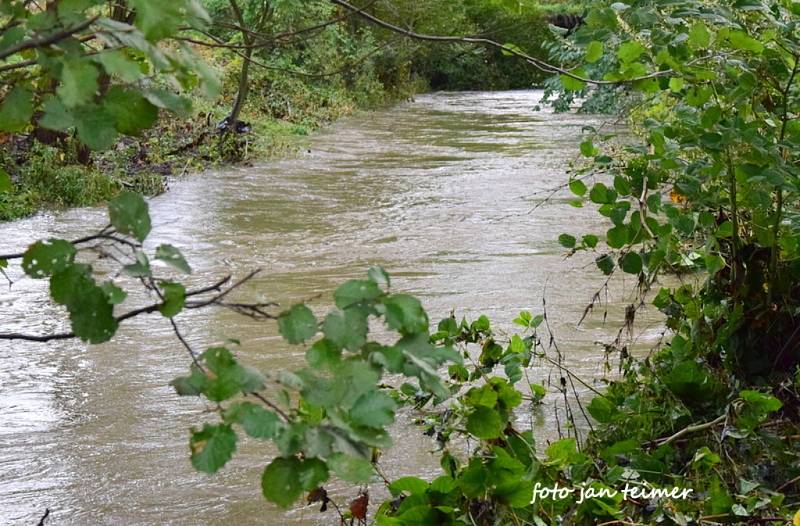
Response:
[326,0,675,86]
[0,16,99,61]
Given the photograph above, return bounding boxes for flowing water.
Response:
[0,90,663,525]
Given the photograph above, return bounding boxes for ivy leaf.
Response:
[155,244,191,273]
[22,239,76,278]
[261,457,303,507]
[466,406,504,439]
[158,281,185,317]
[108,191,151,242]
[278,304,318,344]
[57,59,99,108]
[225,402,281,439]
[327,452,374,483]
[0,87,33,132]
[349,390,397,428]
[190,423,237,474]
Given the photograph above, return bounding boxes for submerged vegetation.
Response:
[2,0,800,525]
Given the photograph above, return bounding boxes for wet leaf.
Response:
[190,423,237,474]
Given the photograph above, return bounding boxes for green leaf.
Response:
[190,423,237,474]
[606,225,629,249]
[561,70,587,92]
[96,49,145,82]
[726,30,763,54]
[688,23,711,49]
[389,476,429,496]
[0,168,11,193]
[580,139,597,157]
[569,179,587,196]
[0,87,33,132]
[587,396,617,423]
[225,402,281,439]
[39,96,75,131]
[327,452,374,483]
[582,234,599,248]
[123,251,151,277]
[154,244,191,273]
[620,252,642,274]
[668,77,685,93]
[617,41,646,63]
[198,347,265,402]
[261,457,303,507]
[558,233,576,249]
[297,458,329,490]
[705,254,726,276]
[143,88,192,117]
[589,182,614,204]
[382,294,428,334]
[501,42,523,57]
[57,59,99,108]
[103,86,158,136]
[323,307,368,351]
[349,390,397,428]
[158,281,185,317]
[466,406,504,439]
[278,304,318,344]
[596,254,615,275]
[585,41,604,63]
[334,279,382,309]
[367,265,390,287]
[73,104,118,150]
[108,191,151,242]
[100,281,127,305]
[22,239,76,278]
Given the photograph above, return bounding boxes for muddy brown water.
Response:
[0,90,664,525]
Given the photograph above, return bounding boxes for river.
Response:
[0,90,663,525]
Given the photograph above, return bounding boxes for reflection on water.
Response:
[0,90,662,525]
